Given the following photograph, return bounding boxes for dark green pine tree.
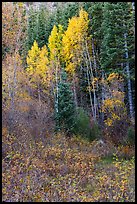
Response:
[26,7,38,50]
[84,2,104,54]
[100,2,135,119]
[100,3,134,74]
[55,72,76,135]
[26,7,51,51]
[100,2,124,74]
[36,8,48,48]
[119,2,135,119]
[53,2,79,30]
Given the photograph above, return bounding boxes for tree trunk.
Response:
[83,51,94,119]
[92,38,99,113]
[131,2,135,36]
[85,40,97,121]
[73,75,78,109]
[101,71,105,124]
[55,62,59,113]
[124,32,134,120]
[92,39,98,80]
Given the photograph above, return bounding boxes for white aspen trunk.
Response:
[101,71,105,123]
[132,2,135,8]
[124,32,134,119]
[131,2,135,36]
[92,38,99,113]
[55,62,59,113]
[80,65,84,107]
[92,39,98,80]
[132,2,135,13]
[73,75,78,109]
[83,51,94,119]
[85,40,97,120]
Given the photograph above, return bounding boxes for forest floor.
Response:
[2,132,135,202]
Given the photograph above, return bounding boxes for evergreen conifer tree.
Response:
[55,71,75,135]
[100,2,134,119]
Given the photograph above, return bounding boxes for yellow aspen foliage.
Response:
[57,24,64,59]
[104,118,113,127]
[26,40,49,88]
[101,73,127,127]
[37,45,49,85]
[107,72,119,82]
[48,25,58,60]
[107,72,123,83]
[79,8,89,40]
[48,24,64,93]
[65,62,76,74]
[91,77,98,90]
[62,8,89,75]
[27,41,40,74]
[102,98,127,126]
[48,24,64,61]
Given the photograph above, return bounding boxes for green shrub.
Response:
[127,126,135,145]
[73,107,100,141]
[90,122,101,141]
[73,107,91,138]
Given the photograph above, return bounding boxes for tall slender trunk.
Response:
[131,2,135,36]
[85,40,97,120]
[73,75,78,109]
[55,61,59,113]
[83,51,94,119]
[132,2,135,10]
[101,71,105,124]
[92,39,98,81]
[80,65,84,107]
[124,31,134,119]
[92,38,99,112]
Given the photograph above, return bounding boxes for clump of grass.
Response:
[100,155,114,165]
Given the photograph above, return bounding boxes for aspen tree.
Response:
[48,24,64,114]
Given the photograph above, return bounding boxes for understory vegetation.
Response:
[2,2,135,202]
[2,131,135,202]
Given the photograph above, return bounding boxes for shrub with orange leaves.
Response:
[101,73,130,144]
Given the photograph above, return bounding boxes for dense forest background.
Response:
[2,2,135,202]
